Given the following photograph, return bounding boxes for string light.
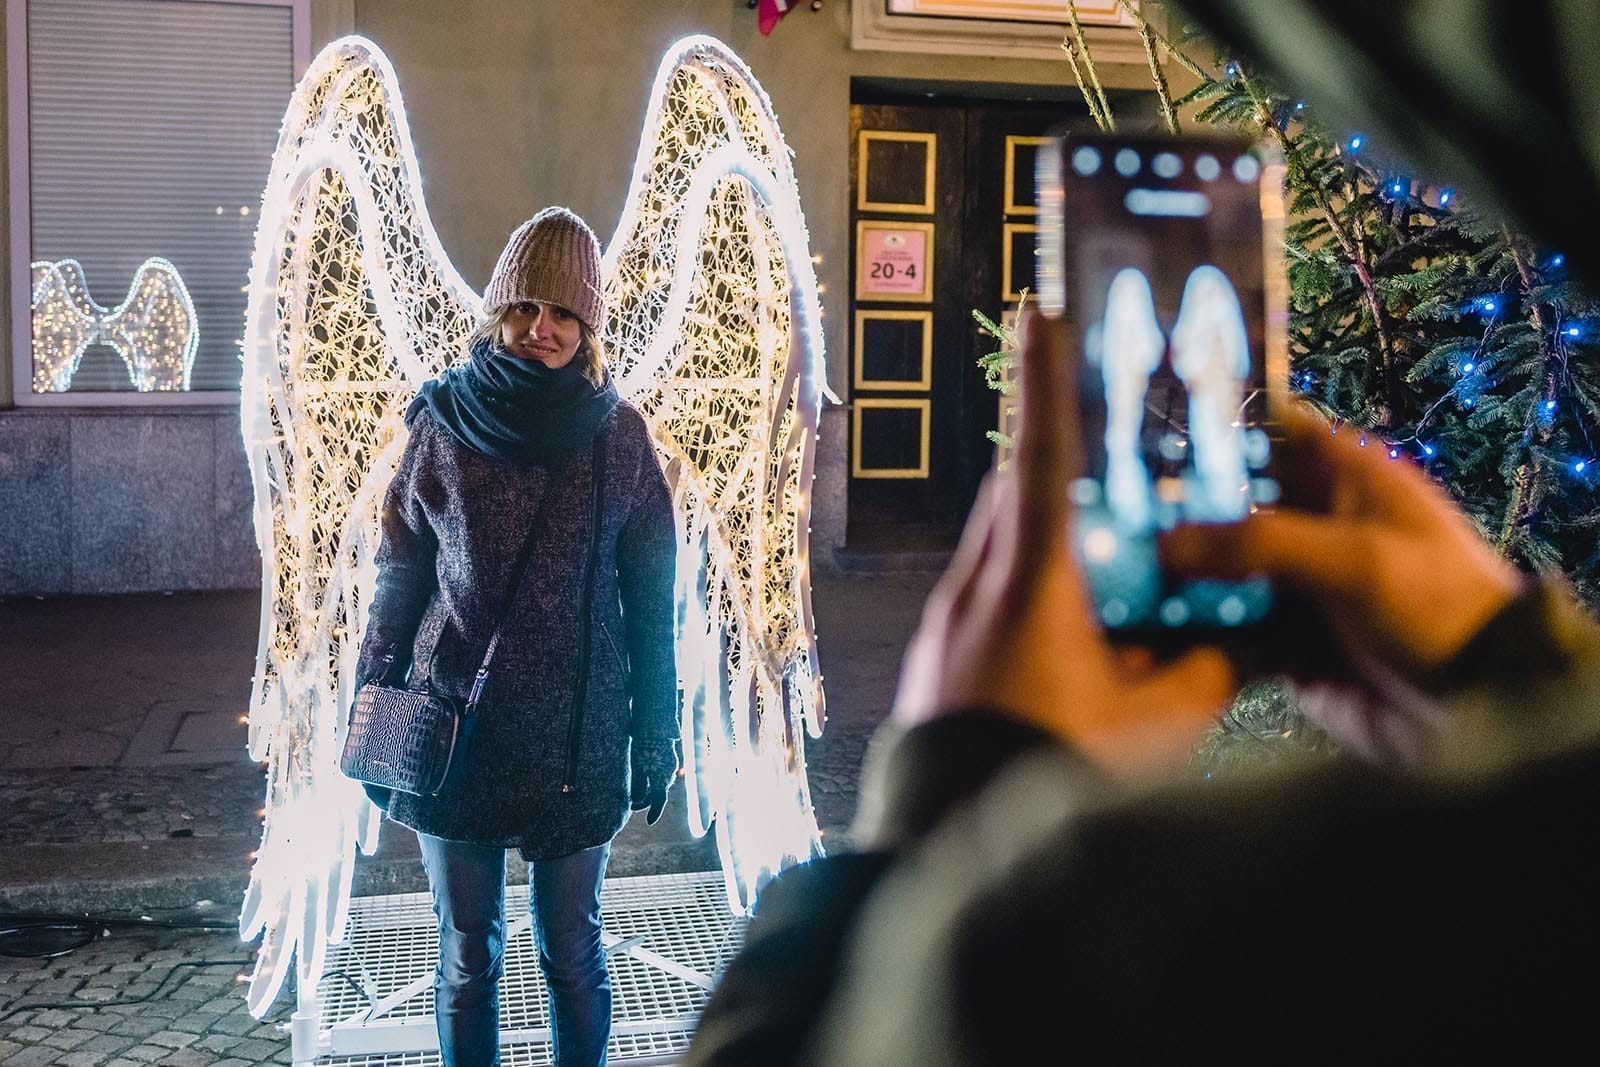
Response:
[30,258,197,391]
[239,34,826,1020]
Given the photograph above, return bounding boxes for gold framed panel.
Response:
[854,310,933,391]
[1001,222,1039,303]
[1003,135,1051,217]
[857,130,938,214]
[855,220,936,303]
[852,397,932,479]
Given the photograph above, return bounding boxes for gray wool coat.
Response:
[355,401,678,859]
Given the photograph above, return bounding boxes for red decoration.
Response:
[759,0,796,35]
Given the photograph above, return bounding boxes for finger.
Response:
[944,474,1001,592]
[1084,646,1237,775]
[647,786,668,825]
[1161,509,1378,602]
[1011,309,1074,562]
[1277,406,1453,527]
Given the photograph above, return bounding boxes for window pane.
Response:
[28,0,294,392]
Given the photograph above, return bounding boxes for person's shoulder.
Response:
[610,399,649,435]
[608,400,656,453]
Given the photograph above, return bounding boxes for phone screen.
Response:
[1037,133,1287,633]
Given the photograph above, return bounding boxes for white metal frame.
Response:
[4,0,311,407]
[291,873,743,1066]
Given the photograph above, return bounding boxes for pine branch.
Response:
[1061,3,1115,131]
[1137,21,1181,134]
[1495,228,1563,552]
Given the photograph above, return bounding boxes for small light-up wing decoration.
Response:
[30,257,197,391]
[237,36,479,1017]
[604,36,828,912]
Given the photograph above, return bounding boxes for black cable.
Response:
[318,968,375,1007]
[0,959,254,1025]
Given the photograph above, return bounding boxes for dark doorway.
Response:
[845,88,1111,551]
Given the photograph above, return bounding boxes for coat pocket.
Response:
[597,619,629,679]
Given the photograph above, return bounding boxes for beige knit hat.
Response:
[482,207,604,331]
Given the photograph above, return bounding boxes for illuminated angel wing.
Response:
[603,36,828,912]
[237,36,479,1017]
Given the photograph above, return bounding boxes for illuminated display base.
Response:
[299,872,740,1065]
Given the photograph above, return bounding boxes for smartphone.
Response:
[1036,132,1288,637]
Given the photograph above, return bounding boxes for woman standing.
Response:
[356,207,680,1067]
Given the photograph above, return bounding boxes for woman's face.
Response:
[500,301,582,369]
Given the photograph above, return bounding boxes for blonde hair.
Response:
[469,304,607,387]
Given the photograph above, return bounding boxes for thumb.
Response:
[646,781,669,825]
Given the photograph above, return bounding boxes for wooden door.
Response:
[847,98,1066,546]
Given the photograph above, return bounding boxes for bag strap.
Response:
[461,425,610,713]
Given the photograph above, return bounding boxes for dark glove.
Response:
[630,737,681,825]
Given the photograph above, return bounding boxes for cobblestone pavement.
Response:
[0,570,938,1063]
[0,923,292,1066]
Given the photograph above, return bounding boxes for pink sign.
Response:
[861,227,930,296]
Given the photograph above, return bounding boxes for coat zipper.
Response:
[563,432,607,793]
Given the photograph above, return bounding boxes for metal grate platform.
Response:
[313,870,744,1065]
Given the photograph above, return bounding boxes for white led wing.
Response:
[604,36,828,913]
[238,36,478,1018]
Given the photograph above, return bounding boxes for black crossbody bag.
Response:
[340,430,608,796]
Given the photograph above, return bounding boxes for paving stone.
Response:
[200,1013,259,1037]
[72,1011,124,1032]
[41,1029,94,1050]
[8,1025,52,1042]
[0,1038,23,1060]
[147,1029,199,1049]
[121,1045,169,1063]
[71,985,126,1002]
[29,1007,82,1028]
[57,1051,114,1067]
[5,1045,64,1066]
[109,1014,170,1038]
[79,1032,137,1055]
[158,1049,217,1067]
[25,980,84,999]
[224,1036,286,1060]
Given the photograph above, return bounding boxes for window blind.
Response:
[27,0,294,392]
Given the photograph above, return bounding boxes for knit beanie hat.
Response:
[482,207,604,331]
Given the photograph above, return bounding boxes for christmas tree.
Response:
[989,2,1600,774]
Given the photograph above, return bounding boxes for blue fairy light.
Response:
[1552,254,1565,267]
[1566,326,1581,338]
[1439,189,1453,206]
[1348,134,1364,151]
[1422,443,1435,457]
[1293,100,1306,112]
[1462,362,1475,373]
[1576,460,1589,474]
[1225,62,1239,77]
[1388,448,1400,458]
[1546,400,1558,411]
[1482,298,1498,313]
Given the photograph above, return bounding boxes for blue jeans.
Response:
[417,832,612,1067]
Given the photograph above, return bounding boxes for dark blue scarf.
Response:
[406,337,620,466]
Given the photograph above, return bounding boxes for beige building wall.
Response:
[0,0,1173,592]
[339,0,1158,399]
